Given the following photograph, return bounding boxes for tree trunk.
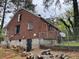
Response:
[73,0,79,40]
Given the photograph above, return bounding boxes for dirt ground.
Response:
[0,47,79,59]
[0,47,26,59]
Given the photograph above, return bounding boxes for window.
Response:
[10,40,11,42]
[18,14,22,22]
[27,22,33,31]
[48,25,52,31]
[16,25,20,34]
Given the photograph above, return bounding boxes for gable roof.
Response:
[6,8,60,32]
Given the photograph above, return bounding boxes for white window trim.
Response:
[27,22,33,30]
[18,14,21,22]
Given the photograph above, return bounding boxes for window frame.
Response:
[15,25,20,34]
[27,21,33,31]
[17,14,22,22]
[48,25,53,31]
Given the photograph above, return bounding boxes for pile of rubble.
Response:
[21,49,70,59]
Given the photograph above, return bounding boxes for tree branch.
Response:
[59,18,70,28]
[68,17,73,27]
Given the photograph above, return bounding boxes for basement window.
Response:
[16,25,20,34]
[19,39,21,42]
[18,14,22,22]
[10,40,11,42]
[27,22,33,31]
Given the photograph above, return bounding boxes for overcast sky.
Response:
[32,0,72,18]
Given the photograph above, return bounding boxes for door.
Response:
[27,39,32,52]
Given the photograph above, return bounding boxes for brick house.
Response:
[5,8,60,51]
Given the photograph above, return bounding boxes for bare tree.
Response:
[1,0,7,29]
[43,0,79,40]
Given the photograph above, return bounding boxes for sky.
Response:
[0,0,73,27]
[32,0,72,18]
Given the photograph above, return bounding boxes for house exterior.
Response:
[5,8,60,51]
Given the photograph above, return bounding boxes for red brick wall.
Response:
[7,9,59,40]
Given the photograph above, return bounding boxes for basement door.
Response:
[27,39,32,52]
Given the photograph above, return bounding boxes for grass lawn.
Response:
[60,41,79,46]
